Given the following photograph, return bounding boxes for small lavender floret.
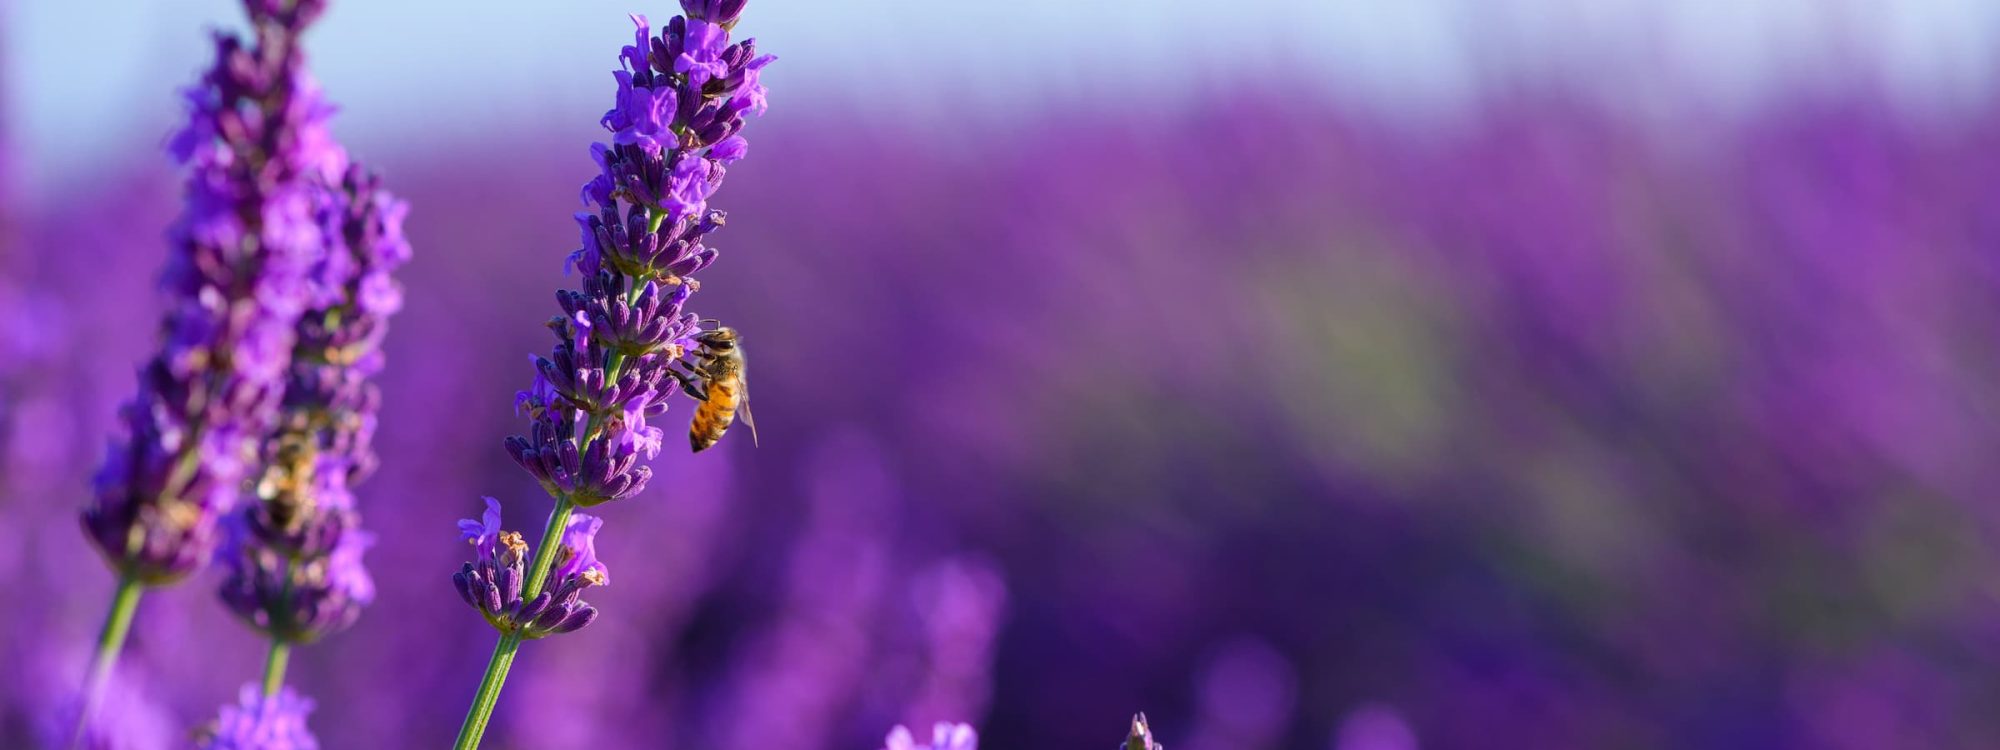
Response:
[452,498,607,639]
[197,684,319,750]
[884,722,980,750]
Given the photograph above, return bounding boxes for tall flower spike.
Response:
[68,1,352,745]
[507,0,774,515]
[453,5,773,746]
[83,0,347,586]
[219,163,408,644]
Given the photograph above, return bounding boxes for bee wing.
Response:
[738,387,759,447]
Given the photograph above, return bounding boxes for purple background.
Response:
[7,2,2000,748]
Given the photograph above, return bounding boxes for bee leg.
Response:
[670,365,709,402]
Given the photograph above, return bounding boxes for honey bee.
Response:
[675,326,757,452]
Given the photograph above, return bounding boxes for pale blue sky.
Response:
[9,0,2000,191]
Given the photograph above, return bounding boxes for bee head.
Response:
[695,327,739,350]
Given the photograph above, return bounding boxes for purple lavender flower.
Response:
[218,164,408,644]
[505,2,773,515]
[39,664,175,750]
[489,1,777,558]
[884,722,980,750]
[197,684,319,750]
[452,4,772,744]
[82,0,345,586]
[674,18,731,85]
[459,496,505,563]
[451,498,605,639]
[1332,705,1416,750]
[606,69,677,154]
[901,558,1009,731]
[65,4,358,746]
[552,512,610,585]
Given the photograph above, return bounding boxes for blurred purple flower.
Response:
[218,164,408,643]
[82,0,347,586]
[1333,704,1416,750]
[898,557,1008,731]
[38,664,174,750]
[884,722,979,750]
[1181,638,1297,750]
[197,684,319,750]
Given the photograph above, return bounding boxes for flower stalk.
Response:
[447,0,774,745]
[67,575,142,749]
[260,639,292,698]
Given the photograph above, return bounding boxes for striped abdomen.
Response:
[689,377,741,452]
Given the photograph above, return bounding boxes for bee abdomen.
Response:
[688,380,740,453]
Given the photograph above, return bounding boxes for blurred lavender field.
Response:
[9,2,2000,749]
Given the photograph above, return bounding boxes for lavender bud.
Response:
[550,605,599,634]
[452,565,477,608]
[514,592,552,625]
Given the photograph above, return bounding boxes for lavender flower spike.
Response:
[218,164,409,644]
[197,684,320,750]
[517,0,777,510]
[70,0,347,742]
[455,3,773,746]
[884,722,980,750]
[83,0,344,586]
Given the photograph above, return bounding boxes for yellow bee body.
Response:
[681,327,757,452]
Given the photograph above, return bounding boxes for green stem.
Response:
[261,638,292,697]
[520,501,575,603]
[69,575,143,750]
[455,210,659,748]
[452,499,575,750]
[452,632,521,750]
